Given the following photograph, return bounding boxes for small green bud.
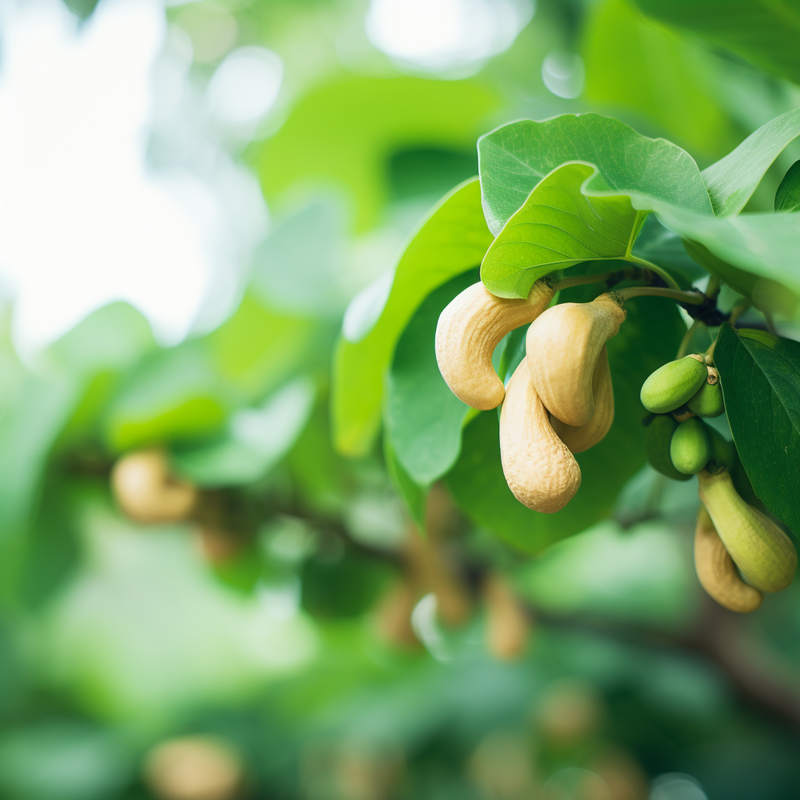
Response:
[645,414,692,481]
[670,417,710,475]
[640,355,708,413]
[687,380,724,417]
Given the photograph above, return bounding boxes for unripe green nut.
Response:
[670,418,710,475]
[698,468,797,593]
[640,355,708,413]
[645,415,692,481]
[687,380,724,417]
[705,425,736,472]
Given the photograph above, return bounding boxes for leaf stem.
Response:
[705,275,721,298]
[626,255,682,291]
[616,286,706,305]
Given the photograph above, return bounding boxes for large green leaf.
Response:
[446,292,683,553]
[655,204,800,302]
[332,179,493,456]
[582,0,733,158]
[256,75,499,232]
[171,378,315,488]
[714,324,800,534]
[385,272,475,485]
[776,160,800,212]
[701,108,800,216]
[478,113,712,236]
[633,0,800,86]
[481,163,646,298]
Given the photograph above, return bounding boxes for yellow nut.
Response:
[526,293,626,426]
[435,279,555,410]
[550,345,614,453]
[111,448,198,524]
[698,468,797,593]
[499,358,581,513]
[694,504,763,613]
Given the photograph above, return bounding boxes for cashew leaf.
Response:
[715,324,800,535]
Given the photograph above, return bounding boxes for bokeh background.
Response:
[1,1,800,799]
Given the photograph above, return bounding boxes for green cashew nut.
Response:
[698,468,797,593]
[640,355,708,413]
[645,414,692,481]
[687,380,724,417]
[670,417,710,475]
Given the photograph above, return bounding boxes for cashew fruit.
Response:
[111,449,198,524]
[436,279,555,410]
[698,468,797,593]
[670,417,710,475]
[687,379,724,418]
[499,357,581,513]
[640,355,707,414]
[694,504,763,613]
[644,415,692,481]
[526,293,626,426]
[550,345,614,454]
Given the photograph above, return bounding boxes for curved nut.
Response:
[694,504,763,613]
[526,293,626,426]
[550,345,614,454]
[698,468,797,593]
[500,358,581,513]
[111,449,198,524]
[435,280,555,410]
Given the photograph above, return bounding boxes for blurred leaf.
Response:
[715,324,800,533]
[0,722,133,800]
[0,373,80,608]
[481,163,645,298]
[257,75,499,231]
[654,203,800,300]
[446,293,682,553]
[384,436,427,531]
[206,293,321,403]
[104,342,232,452]
[633,0,800,86]
[776,160,800,212]
[582,0,732,157]
[172,378,315,487]
[250,200,349,317]
[478,113,712,236]
[386,272,474,485]
[701,108,800,216]
[519,520,694,624]
[333,179,492,456]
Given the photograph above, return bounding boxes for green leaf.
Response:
[384,436,427,531]
[256,75,499,232]
[633,0,800,86]
[171,378,315,487]
[776,160,800,212]
[654,204,800,303]
[104,342,232,452]
[632,216,706,286]
[701,108,800,216]
[333,179,493,456]
[386,272,475,485]
[446,292,683,553]
[582,0,733,158]
[714,324,800,534]
[478,112,712,236]
[480,163,645,298]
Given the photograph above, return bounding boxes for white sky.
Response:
[0,0,220,355]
